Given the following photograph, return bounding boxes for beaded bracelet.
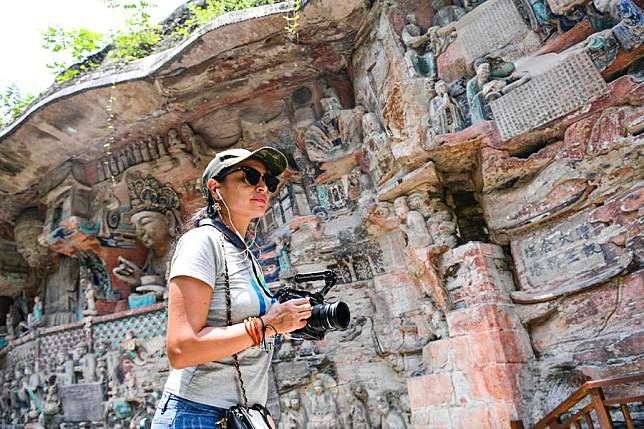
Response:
[244,317,262,347]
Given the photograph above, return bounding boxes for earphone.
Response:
[213,187,261,260]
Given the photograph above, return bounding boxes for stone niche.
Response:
[43,173,92,236]
[1,0,644,427]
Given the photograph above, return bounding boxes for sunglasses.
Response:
[218,166,280,193]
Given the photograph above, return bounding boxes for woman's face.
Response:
[209,159,271,220]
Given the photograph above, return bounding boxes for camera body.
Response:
[274,270,351,341]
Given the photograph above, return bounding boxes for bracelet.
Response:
[266,324,279,336]
[244,318,261,347]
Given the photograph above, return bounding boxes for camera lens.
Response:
[310,301,351,331]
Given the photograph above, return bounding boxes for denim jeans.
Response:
[151,391,227,429]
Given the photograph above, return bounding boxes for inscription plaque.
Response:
[455,0,529,63]
[491,51,609,140]
[510,185,641,301]
[60,383,104,422]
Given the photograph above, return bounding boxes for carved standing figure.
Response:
[377,394,408,429]
[348,383,371,429]
[429,80,466,134]
[394,196,432,248]
[363,113,395,185]
[5,308,15,340]
[466,60,494,123]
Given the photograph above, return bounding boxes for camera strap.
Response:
[199,217,275,299]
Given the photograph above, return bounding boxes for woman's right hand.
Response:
[262,298,312,335]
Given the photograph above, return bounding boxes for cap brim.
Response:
[247,147,288,177]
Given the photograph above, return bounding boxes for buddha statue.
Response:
[113,173,181,299]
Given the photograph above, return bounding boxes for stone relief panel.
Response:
[1,0,643,427]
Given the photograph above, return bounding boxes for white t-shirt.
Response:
[163,225,275,408]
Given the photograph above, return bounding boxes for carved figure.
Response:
[98,339,121,385]
[466,61,494,123]
[19,363,43,417]
[166,128,186,154]
[62,350,75,385]
[306,376,338,429]
[124,371,140,403]
[466,59,530,123]
[278,337,295,361]
[113,173,181,296]
[280,391,308,429]
[432,0,466,26]
[304,96,365,162]
[612,0,644,51]
[180,122,215,167]
[83,278,97,316]
[362,113,395,185]
[26,296,43,328]
[394,196,432,248]
[431,308,449,340]
[429,80,466,134]
[348,383,371,429]
[5,308,15,340]
[377,394,408,429]
[121,331,149,366]
[14,208,50,269]
[42,379,61,418]
[276,235,291,272]
[424,199,458,249]
[401,14,438,79]
[78,343,97,383]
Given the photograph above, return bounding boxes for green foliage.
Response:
[41,0,293,85]
[42,26,106,80]
[0,84,36,129]
[42,0,161,82]
[106,1,162,61]
[176,0,276,38]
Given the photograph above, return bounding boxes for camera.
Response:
[274,270,351,341]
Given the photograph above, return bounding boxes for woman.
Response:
[151,147,312,428]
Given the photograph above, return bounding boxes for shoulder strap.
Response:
[199,220,274,299]
[217,235,249,408]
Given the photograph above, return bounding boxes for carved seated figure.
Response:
[113,173,181,299]
[82,278,97,316]
[429,80,466,134]
[304,96,365,162]
[180,122,215,167]
[466,59,531,124]
[307,377,338,429]
[430,0,465,53]
[280,391,308,429]
[121,330,149,366]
